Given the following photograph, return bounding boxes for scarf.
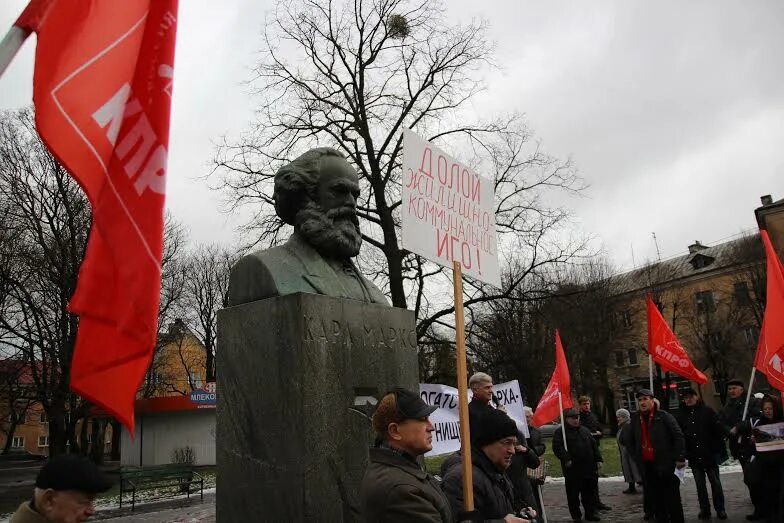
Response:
[640,410,655,462]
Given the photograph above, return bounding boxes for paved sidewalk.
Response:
[96,471,753,522]
[542,471,752,522]
[95,493,215,522]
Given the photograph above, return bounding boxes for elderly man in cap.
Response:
[622,389,686,523]
[442,408,537,523]
[11,454,113,523]
[675,387,727,520]
[553,408,603,522]
[360,388,451,523]
[718,378,760,504]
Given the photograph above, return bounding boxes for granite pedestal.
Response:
[217,293,418,522]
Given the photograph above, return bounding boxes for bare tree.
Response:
[0,108,91,456]
[138,214,189,399]
[212,0,588,342]
[182,244,235,382]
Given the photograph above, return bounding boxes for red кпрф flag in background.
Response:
[754,230,784,392]
[15,0,179,432]
[647,294,707,384]
[532,330,573,427]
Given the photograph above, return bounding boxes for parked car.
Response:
[538,421,561,439]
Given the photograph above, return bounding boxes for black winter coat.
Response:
[675,404,725,468]
[719,397,760,460]
[718,397,759,430]
[579,410,603,439]
[622,408,685,476]
[527,426,546,457]
[552,424,603,478]
[441,447,517,523]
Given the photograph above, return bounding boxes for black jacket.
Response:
[718,397,759,430]
[442,447,518,523]
[579,410,603,439]
[718,397,760,460]
[675,403,725,467]
[527,426,546,457]
[622,408,685,475]
[552,424,603,478]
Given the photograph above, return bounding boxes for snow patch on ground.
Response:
[546,462,744,485]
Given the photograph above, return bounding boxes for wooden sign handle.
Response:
[453,260,474,511]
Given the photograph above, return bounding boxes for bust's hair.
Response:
[274,147,346,225]
[468,372,492,389]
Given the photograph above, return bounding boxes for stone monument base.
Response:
[217,293,418,522]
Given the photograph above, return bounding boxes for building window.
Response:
[744,326,760,347]
[189,372,203,389]
[39,411,47,424]
[622,310,632,328]
[627,348,639,366]
[615,351,625,367]
[695,291,716,313]
[11,437,24,449]
[38,436,49,447]
[86,434,92,444]
[147,371,162,385]
[709,332,723,350]
[712,377,724,397]
[734,282,751,305]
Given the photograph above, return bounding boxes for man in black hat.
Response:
[11,453,113,523]
[552,408,603,522]
[442,408,537,523]
[718,378,760,439]
[717,377,760,510]
[621,389,686,523]
[467,372,539,514]
[360,388,451,523]
[675,388,727,520]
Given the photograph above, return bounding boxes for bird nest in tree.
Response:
[387,14,410,39]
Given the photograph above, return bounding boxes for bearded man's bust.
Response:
[228,148,389,307]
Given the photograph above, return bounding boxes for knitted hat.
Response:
[472,408,518,447]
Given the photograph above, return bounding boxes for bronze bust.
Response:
[228,148,388,306]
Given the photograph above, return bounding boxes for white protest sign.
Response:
[754,422,784,452]
[419,379,529,456]
[401,129,501,287]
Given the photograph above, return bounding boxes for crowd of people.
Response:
[361,373,543,522]
[360,374,784,523]
[10,372,780,522]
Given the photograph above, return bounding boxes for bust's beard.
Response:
[295,202,362,260]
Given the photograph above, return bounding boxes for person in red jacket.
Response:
[621,389,686,523]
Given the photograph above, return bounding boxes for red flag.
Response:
[647,294,707,384]
[16,0,179,432]
[532,330,573,427]
[754,230,784,392]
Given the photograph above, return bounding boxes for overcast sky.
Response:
[1,0,782,273]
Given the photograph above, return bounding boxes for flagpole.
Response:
[557,390,568,452]
[452,261,474,512]
[649,354,654,391]
[538,484,548,523]
[742,367,757,421]
[0,25,30,78]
